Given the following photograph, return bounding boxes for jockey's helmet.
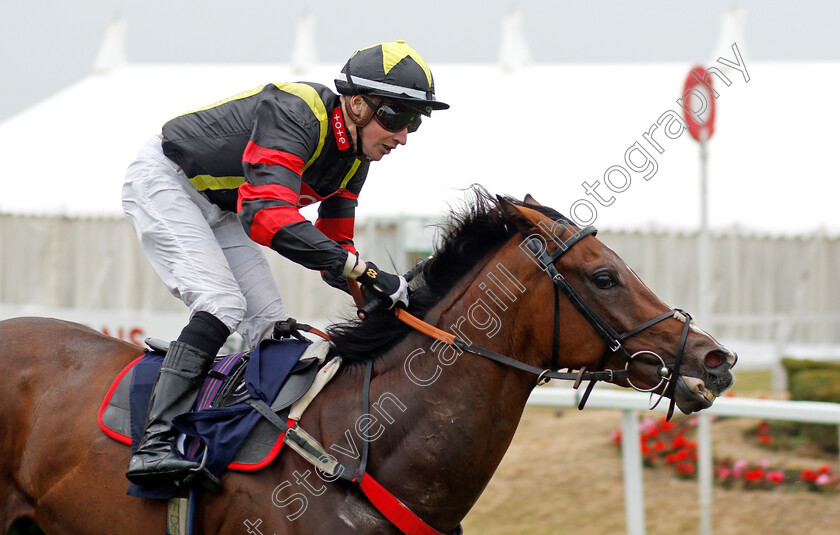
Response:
[335,41,449,116]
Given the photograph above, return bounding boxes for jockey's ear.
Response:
[344,94,375,127]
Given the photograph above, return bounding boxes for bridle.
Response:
[381,222,694,421]
[524,225,693,420]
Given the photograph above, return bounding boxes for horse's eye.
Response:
[593,272,616,289]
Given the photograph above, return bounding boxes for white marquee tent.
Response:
[2,18,839,235]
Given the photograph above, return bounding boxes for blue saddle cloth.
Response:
[127,338,310,499]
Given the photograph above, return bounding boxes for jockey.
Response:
[122,41,448,486]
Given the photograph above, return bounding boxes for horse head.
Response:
[497,194,737,415]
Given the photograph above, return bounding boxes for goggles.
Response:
[362,96,422,133]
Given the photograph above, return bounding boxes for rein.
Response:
[393,308,623,386]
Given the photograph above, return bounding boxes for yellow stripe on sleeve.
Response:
[189,175,246,191]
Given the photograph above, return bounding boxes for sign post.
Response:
[682,65,716,535]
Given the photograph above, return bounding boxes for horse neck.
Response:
[362,241,547,529]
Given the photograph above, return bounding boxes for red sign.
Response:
[681,66,716,142]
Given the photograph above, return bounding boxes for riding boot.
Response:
[125,340,213,485]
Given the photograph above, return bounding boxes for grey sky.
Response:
[2,0,838,121]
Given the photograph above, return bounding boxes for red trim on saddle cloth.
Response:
[96,356,297,472]
[357,474,447,535]
[97,355,143,445]
[228,417,297,472]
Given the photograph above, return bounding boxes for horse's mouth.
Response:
[620,348,736,414]
[683,375,717,403]
[674,374,728,413]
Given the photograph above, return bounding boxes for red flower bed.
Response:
[611,416,839,493]
[611,416,699,480]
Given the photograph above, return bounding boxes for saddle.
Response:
[98,336,341,486]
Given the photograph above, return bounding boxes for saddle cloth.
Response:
[98,337,337,486]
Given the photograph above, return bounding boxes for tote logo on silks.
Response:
[332,108,350,150]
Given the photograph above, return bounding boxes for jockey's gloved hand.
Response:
[354,262,409,309]
[321,270,350,294]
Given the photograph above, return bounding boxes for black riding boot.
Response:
[125,340,213,485]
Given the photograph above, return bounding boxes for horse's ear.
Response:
[497,195,540,233]
[523,194,543,207]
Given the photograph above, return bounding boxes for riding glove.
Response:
[355,262,409,309]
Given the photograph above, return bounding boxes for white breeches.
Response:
[122,136,289,348]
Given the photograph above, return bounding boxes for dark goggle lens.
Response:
[375,104,422,133]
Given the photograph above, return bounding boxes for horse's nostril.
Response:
[704,351,724,368]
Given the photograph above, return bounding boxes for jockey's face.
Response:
[359,110,409,161]
[343,95,410,161]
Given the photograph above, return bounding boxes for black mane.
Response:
[327,186,569,364]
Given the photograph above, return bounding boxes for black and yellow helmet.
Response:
[335,41,449,116]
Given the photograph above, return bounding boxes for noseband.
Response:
[527,225,693,420]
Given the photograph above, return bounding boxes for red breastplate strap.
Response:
[356,474,447,535]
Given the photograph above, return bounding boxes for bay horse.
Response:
[0,190,736,534]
